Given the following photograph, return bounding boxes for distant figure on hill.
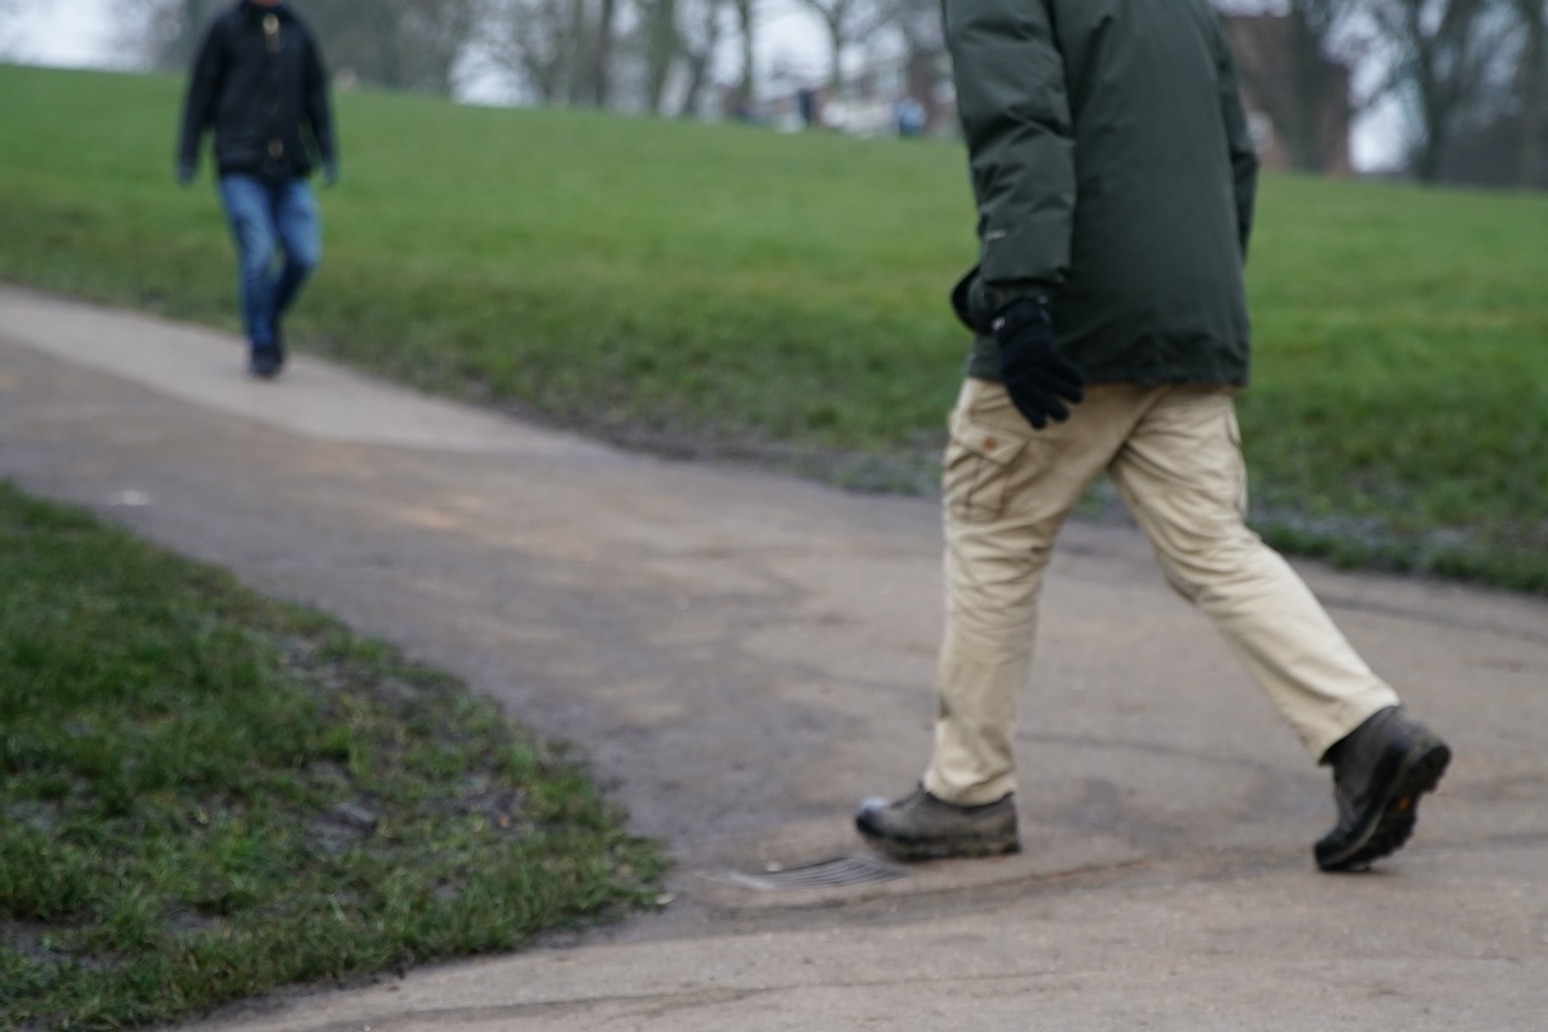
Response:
[855,0,1451,874]
[798,87,820,130]
[176,0,337,380]
[894,96,925,138]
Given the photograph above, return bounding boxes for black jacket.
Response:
[177,1,336,180]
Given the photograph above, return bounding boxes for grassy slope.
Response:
[1246,176,1548,583]
[1,64,1545,589]
[0,483,663,1031]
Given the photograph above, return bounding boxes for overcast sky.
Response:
[3,0,126,68]
[4,0,1402,168]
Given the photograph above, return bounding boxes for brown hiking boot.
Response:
[855,784,1019,861]
[1315,706,1451,872]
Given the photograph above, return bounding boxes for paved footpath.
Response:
[3,285,1546,1030]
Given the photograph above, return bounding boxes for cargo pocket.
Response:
[942,414,1030,522]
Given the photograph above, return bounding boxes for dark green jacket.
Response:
[950,0,1259,386]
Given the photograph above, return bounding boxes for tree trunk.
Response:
[679,53,708,116]
[1519,3,1547,188]
[1413,49,1454,183]
[644,0,677,114]
[825,17,844,95]
[593,0,617,106]
[735,0,756,111]
[1287,11,1331,172]
[377,14,405,89]
[677,0,723,117]
[1372,0,1489,182]
[566,0,591,104]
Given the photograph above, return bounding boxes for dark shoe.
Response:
[248,346,284,379]
[1315,706,1450,872]
[855,784,1019,861]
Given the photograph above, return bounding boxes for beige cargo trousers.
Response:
[925,377,1401,807]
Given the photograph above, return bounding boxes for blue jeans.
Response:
[218,175,323,351]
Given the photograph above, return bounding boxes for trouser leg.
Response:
[925,379,1134,805]
[1107,387,1399,760]
[271,178,322,323]
[218,175,279,350]
[926,509,1052,806]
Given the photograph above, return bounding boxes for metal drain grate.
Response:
[717,854,906,892]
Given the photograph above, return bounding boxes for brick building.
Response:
[1221,14,1353,174]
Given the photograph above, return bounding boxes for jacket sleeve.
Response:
[302,33,337,168]
[945,0,1074,296]
[176,19,226,171]
[1211,18,1259,259]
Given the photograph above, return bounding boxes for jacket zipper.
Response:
[263,14,284,162]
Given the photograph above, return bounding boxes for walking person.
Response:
[856,0,1450,872]
[176,0,337,379]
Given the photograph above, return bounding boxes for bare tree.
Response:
[729,0,756,112]
[1364,0,1509,181]
[548,0,622,107]
[676,0,726,116]
[637,0,678,113]
[794,0,892,92]
[114,0,480,90]
[484,0,581,103]
[890,0,944,64]
[566,0,593,101]
[306,0,482,93]
[113,0,219,69]
[592,0,620,104]
[1402,0,1548,187]
[1515,0,1547,185]
[891,0,946,127]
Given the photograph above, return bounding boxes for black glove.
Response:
[176,162,196,186]
[992,297,1087,430]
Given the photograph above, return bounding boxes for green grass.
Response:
[1243,176,1548,587]
[1,64,1545,590]
[0,481,665,1031]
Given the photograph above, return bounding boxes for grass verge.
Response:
[0,481,665,1031]
[1,64,1545,590]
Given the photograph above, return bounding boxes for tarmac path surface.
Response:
[2,285,1545,1030]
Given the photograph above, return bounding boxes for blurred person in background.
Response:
[176,0,336,379]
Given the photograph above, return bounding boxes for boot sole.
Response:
[855,821,1021,863]
[1315,736,1451,872]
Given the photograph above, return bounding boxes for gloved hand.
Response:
[176,162,195,186]
[322,161,340,187]
[992,297,1087,430]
